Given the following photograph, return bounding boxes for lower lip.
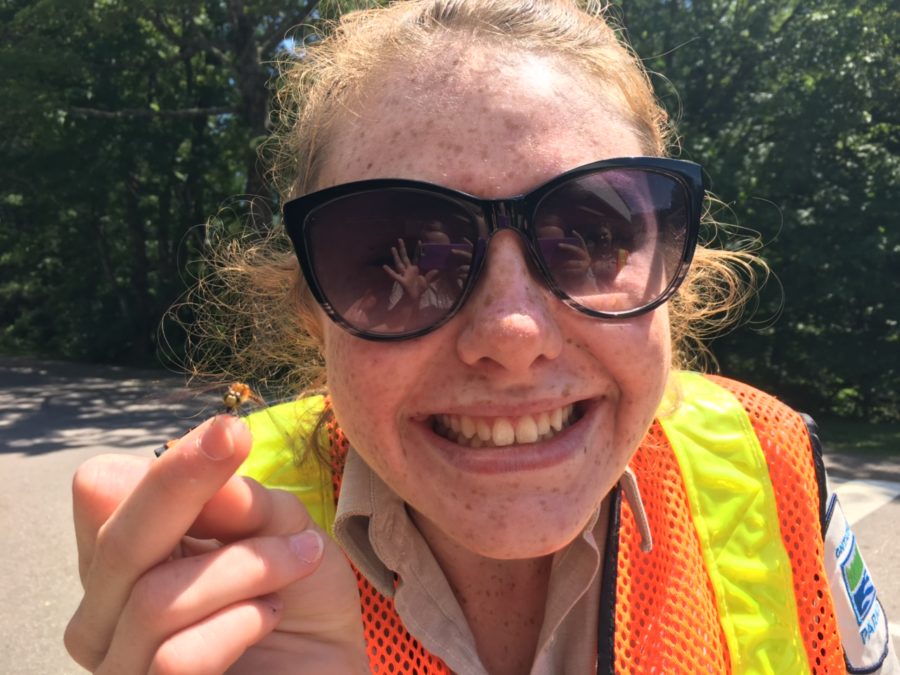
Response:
[410,402,599,475]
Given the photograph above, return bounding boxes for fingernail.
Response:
[197,416,235,461]
[289,530,324,565]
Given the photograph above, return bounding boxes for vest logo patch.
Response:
[839,534,878,636]
[824,493,890,670]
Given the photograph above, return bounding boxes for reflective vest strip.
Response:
[658,372,811,675]
[241,395,337,536]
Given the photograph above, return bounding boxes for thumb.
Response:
[278,523,364,645]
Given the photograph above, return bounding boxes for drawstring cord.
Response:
[620,466,653,553]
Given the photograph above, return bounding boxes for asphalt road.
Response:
[1,356,897,674]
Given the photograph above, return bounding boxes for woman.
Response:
[64,1,897,673]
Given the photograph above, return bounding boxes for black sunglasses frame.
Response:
[283,157,705,341]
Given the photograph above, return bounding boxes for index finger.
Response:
[67,415,252,669]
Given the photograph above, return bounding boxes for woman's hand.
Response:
[383,238,438,302]
[64,415,367,674]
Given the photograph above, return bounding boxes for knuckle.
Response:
[71,456,109,501]
[151,644,186,675]
[268,488,313,533]
[63,613,104,671]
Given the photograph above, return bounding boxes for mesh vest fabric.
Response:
[614,375,844,674]
[241,374,845,673]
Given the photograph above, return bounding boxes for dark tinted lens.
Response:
[534,169,689,313]
[305,189,478,335]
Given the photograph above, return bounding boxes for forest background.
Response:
[1,0,898,423]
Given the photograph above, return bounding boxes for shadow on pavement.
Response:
[0,356,210,455]
[822,450,900,484]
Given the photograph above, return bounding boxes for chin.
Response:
[439,492,603,560]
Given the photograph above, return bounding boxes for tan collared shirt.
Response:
[333,449,608,674]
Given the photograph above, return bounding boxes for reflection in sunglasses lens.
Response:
[308,190,477,336]
[535,170,687,314]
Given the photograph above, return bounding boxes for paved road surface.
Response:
[1,357,897,674]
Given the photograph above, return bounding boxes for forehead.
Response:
[317,45,644,197]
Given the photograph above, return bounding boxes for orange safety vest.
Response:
[242,374,847,673]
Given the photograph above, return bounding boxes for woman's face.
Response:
[318,48,671,559]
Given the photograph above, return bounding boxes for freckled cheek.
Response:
[612,314,670,410]
[325,336,390,445]
[324,336,359,413]
[324,333,426,486]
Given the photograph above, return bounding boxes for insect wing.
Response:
[153,381,263,456]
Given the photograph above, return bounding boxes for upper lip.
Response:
[411,396,596,419]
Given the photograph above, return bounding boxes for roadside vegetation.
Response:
[1,0,897,423]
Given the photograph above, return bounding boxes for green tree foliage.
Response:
[0,0,897,419]
[0,0,326,361]
[617,0,900,420]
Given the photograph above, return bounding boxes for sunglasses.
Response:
[284,157,704,341]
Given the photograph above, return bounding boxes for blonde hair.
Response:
[178,0,763,396]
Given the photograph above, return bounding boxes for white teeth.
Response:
[515,415,538,444]
[492,418,516,446]
[550,407,563,431]
[476,419,492,441]
[435,403,579,448]
[460,415,476,439]
[536,411,550,435]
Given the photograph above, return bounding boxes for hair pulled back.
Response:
[179,0,761,396]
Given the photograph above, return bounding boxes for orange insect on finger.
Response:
[222,382,258,413]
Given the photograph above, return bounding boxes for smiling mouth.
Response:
[432,403,581,448]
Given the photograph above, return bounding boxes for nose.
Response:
[456,231,563,371]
